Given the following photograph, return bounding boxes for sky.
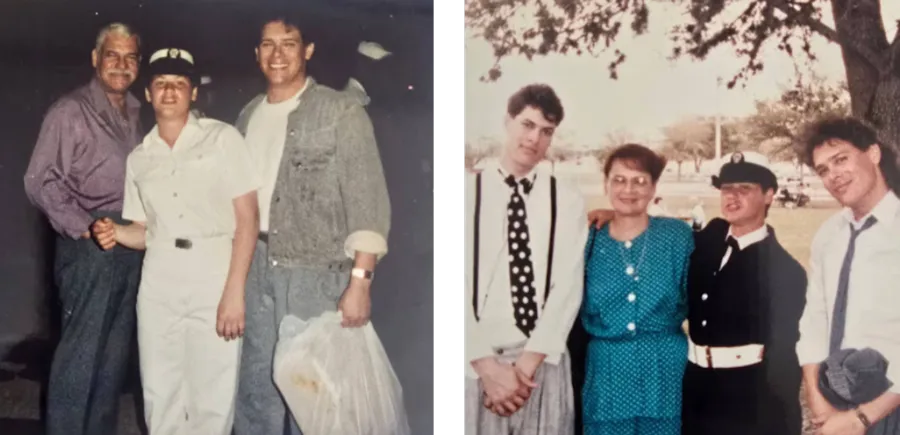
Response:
[465,1,900,146]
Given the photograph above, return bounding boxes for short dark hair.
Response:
[507,84,564,125]
[258,8,315,45]
[603,143,668,183]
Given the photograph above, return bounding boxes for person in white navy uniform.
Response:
[91,47,261,435]
[681,151,807,435]
[464,84,588,435]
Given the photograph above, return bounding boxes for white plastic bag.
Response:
[273,311,411,435]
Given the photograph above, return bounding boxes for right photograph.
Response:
[463,1,900,435]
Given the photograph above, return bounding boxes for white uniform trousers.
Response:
[137,236,241,435]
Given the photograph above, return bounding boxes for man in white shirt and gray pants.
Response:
[797,117,900,435]
[465,84,588,434]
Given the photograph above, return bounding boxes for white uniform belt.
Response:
[687,336,764,369]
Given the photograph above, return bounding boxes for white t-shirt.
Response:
[244,81,308,232]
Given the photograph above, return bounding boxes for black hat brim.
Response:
[144,58,199,86]
[712,162,778,191]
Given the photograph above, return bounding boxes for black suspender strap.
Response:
[543,176,557,309]
[473,172,482,321]
[471,174,558,320]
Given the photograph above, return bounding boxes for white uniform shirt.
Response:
[122,115,261,245]
[797,192,900,394]
[244,80,308,232]
[719,224,768,270]
[464,161,588,378]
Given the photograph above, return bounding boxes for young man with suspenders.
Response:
[464,84,588,434]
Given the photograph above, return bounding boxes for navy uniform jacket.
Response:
[682,217,807,435]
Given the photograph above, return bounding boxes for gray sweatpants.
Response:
[465,346,576,435]
[233,239,351,435]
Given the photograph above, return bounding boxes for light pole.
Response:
[715,76,722,161]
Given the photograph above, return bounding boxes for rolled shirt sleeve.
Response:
[336,103,391,260]
[23,100,95,238]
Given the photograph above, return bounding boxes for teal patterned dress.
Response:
[582,217,694,435]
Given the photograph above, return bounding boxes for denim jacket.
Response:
[235,78,391,268]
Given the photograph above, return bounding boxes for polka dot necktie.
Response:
[504,174,538,337]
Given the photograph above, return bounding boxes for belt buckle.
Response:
[174,238,192,249]
[705,346,713,368]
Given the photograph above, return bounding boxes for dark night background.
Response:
[0,0,434,433]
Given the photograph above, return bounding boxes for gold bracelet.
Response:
[855,407,872,429]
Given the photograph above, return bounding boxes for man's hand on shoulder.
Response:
[588,208,614,229]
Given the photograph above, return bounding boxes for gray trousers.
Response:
[234,239,351,435]
[46,212,143,435]
[465,346,575,435]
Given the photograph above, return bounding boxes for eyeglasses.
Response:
[609,175,651,190]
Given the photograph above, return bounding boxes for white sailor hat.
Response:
[146,47,199,83]
[711,151,778,190]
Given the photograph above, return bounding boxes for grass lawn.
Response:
[583,193,842,435]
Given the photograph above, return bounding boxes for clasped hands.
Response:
[90,217,117,250]
[475,352,542,417]
[88,217,246,343]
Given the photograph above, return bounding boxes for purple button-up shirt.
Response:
[24,78,142,239]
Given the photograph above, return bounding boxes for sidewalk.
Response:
[0,339,143,435]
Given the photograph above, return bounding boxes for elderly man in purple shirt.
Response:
[23,23,144,435]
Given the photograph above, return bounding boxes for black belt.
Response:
[258,232,269,244]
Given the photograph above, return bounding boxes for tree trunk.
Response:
[693,157,702,173]
[676,161,683,181]
[830,0,900,149]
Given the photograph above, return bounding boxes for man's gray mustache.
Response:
[108,70,134,78]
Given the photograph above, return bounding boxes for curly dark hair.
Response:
[800,116,900,189]
[507,84,565,125]
[603,143,668,183]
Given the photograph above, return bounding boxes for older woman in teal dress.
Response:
[582,144,694,435]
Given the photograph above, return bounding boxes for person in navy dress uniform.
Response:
[681,151,807,435]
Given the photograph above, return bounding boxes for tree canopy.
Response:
[465,0,900,148]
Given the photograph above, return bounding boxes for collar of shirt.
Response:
[88,77,141,118]
[725,223,768,250]
[841,191,900,229]
[266,77,311,105]
[143,113,203,153]
[489,160,539,195]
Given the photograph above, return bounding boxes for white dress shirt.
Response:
[719,224,768,270]
[122,115,261,245]
[797,191,900,394]
[464,161,588,379]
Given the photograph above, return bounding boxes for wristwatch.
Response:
[351,267,374,280]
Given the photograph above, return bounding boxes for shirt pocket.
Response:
[289,144,336,172]
[180,152,221,194]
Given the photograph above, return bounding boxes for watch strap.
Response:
[351,267,374,280]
